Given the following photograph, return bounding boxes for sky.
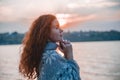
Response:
[0,0,120,33]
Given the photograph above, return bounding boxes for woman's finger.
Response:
[60,42,66,48]
[62,39,70,44]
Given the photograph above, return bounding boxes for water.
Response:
[0,41,120,80]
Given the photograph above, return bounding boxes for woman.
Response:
[19,14,81,80]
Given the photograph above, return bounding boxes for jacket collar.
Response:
[44,41,58,50]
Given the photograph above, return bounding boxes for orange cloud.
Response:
[56,13,96,29]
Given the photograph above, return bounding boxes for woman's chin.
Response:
[54,37,63,42]
[58,38,63,42]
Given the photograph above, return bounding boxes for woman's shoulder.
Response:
[43,50,62,57]
[43,50,58,57]
[42,50,66,64]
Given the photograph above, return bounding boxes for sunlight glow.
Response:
[56,13,96,29]
[56,14,69,27]
[58,19,67,27]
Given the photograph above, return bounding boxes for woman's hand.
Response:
[58,40,73,60]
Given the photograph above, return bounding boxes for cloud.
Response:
[0,0,120,32]
[0,0,60,22]
[0,5,16,22]
[66,0,120,15]
[108,0,120,3]
[94,10,120,21]
[0,0,120,24]
[64,20,120,32]
[67,0,120,9]
[57,13,97,28]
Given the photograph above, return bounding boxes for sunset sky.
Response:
[0,0,120,33]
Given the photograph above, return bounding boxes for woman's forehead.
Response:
[52,19,59,25]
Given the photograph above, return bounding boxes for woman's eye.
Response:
[55,26,59,29]
[56,27,58,29]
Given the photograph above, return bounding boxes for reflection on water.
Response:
[0,41,120,80]
[73,41,120,80]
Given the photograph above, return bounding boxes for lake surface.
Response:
[0,41,120,80]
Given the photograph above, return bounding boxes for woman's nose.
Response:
[60,28,63,33]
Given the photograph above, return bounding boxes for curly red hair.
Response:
[19,14,56,79]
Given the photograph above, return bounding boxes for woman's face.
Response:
[49,19,63,42]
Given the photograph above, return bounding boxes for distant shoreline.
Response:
[0,30,120,45]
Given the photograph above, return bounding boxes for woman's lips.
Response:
[60,33,63,37]
[60,34,63,37]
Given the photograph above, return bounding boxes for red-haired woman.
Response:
[19,14,81,80]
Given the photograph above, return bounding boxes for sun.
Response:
[56,14,68,27]
[58,18,67,27]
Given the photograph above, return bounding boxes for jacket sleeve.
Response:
[38,50,81,80]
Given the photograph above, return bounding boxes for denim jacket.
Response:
[38,41,81,80]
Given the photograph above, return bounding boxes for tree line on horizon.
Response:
[0,30,120,45]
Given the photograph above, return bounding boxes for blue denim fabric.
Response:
[38,41,81,80]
